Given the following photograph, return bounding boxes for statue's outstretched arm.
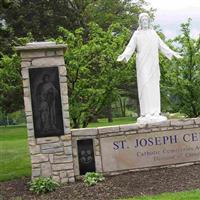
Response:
[117,32,137,63]
[158,36,182,60]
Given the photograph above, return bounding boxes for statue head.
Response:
[138,13,152,30]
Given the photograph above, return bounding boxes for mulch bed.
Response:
[1,164,200,200]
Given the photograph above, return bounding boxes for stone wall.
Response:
[72,118,200,177]
[29,135,75,183]
[17,42,75,183]
[17,43,200,183]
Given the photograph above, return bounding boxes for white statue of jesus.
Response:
[117,13,182,124]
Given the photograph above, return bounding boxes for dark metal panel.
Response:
[77,139,96,175]
[29,67,64,138]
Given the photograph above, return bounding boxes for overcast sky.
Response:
[142,0,200,39]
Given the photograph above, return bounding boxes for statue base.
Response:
[137,114,167,124]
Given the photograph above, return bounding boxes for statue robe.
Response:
[120,29,176,116]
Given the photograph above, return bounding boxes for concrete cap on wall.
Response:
[15,41,67,51]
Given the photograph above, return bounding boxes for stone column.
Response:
[16,42,75,183]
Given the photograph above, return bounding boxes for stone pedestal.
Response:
[16,42,75,183]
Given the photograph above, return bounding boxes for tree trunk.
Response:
[107,103,113,123]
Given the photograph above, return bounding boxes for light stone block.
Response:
[138,128,151,133]
[27,122,33,130]
[72,128,98,136]
[61,96,69,105]
[120,124,139,132]
[151,128,161,132]
[52,163,73,171]
[171,119,194,127]
[64,146,72,155]
[64,126,71,134]
[32,164,40,168]
[32,154,49,164]
[61,178,68,183]
[60,135,71,141]
[52,172,59,176]
[52,176,60,183]
[95,156,102,172]
[41,162,52,177]
[22,79,30,88]
[68,177,75,183]
[95,145,100,154]
[147,120,171,128]
[98,126,120,134]
[183,125,196,129]
[60,83,68,93]
[54,155,73,163]
[72,148,78,157]
[30,145,40,155]
[59,76,67,83]
[67,170,75,177]
[25,111,32,117]
[60,171,67,178]
[32,168,41,177]
[59,66,67,76]
[125,131,137,135]
[21,61,31,68]
[49,154,54,163]
[21,68,29,79]
[63,111,69,119]
[26,116,33,123]
[56,49,64,56]
[46,50,56,57]
[63,141,72,147]
[195,118,200,125]
[28,138,36,146]
[21,50,45,58]
[41,142,63,150]
[32,56,65,67]
[41,147,64,154]
[24,97,32,112]
[28,130,35,137]
[36,137,59,144]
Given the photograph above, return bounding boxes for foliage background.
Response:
[0,0,199,127]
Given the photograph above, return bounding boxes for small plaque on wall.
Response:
[78,139,96,175]
[29,67,64,138]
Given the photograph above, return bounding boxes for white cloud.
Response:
[140,0,200,38]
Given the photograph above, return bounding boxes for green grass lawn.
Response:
[88,117,136,127]
[122,190,200,200]
[0,117,135,182]
[0,126,31,181]
[1,118,200,199]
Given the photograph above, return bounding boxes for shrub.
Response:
[29,177,60,194]
[83,172,105,186]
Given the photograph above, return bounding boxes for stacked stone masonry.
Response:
[30,136,75,183]
[17,43,74,183]
[72,118,200,177]
[17,42,200,183]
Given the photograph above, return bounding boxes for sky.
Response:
[143,0,200,39]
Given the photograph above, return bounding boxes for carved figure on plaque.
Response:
[36,74,58,132]
[29,67,64,138]
[117,13,182,124]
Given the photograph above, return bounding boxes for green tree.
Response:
[0,0,150,54]
[0,54,23,116]
[56,23,136,128]
[161,19,200,117]
[0,0,150,124]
